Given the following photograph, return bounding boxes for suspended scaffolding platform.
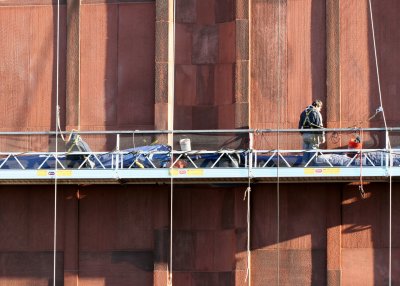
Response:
[0,129,399,184]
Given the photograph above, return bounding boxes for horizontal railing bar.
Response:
[1,127,400,136]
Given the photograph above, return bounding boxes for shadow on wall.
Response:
[250,182,398,285]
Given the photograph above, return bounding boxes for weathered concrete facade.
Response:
[0,0,399,285]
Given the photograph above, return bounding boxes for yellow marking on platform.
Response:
[57,170,73,176]
[304,168,341,175]
[170,169,204,176]
[37,170,73,177]
[37,170,48,177]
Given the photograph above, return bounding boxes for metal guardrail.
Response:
[0,148,397,170]
[0,129,398,173]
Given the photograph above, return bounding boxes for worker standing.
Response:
[298,99,325,165]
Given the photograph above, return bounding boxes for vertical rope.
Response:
[168,174,173,286]
[367,1,392,284]
[246,0,253,283]
[168,0,176,285]
[53,0,61,285]
[276,0,282,285]
[244,182,252,286]
[244,133,253,285]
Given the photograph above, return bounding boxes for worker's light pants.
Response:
[302,133,321,165]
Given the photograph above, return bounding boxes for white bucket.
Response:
[179,138,191,151]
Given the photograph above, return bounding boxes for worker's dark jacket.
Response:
[298,106,323,134]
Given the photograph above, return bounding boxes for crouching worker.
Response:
[347,136,362,158]
[297,100,325,166]
[65,132,95,168]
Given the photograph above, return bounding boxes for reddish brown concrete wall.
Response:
[251,0,400,150]
[0,183,399,285]
[174,0,236,130]
[80,2,155,132]
[0,4,66,151]
[1,0,400,285]
[339,0,400,130]
[250,0,326,150]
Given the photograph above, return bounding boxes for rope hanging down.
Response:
[244,132,254,285]
[276,0,282,285]
[53,0,61,285]
[167,0,176,285]
[368,0,393,284]
[243,184,252,285]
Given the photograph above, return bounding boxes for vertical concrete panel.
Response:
[215,0,235,23]
[0,6,66,131]
[63,187,79,286]
[342,184,386,248]
[251,183,329,285]
[215,64,234,105]
[251,0,325,149]
[341,248,400,286]
[80,4,118,128]
[194,231,214,271]
[326,0,341,132]
[170,186,238,285]
[250,0,287,150]
[371,0,400,124]
[339,0,371,129]
[79,185,159,286]
[176,0,196,24]
[196,65,215,106]
[287,0,326,125]
[79,186,117,251]
[326,184,342,286]
[341,183,400,284]
[251,184,278,250]
[192,25,219,64]
[82,2,156,131]
[117,4,155,127]
[0,186,63,285]
[66,0,81,130]
[219,21,236,63]
[197,0,215,25]
[218,104,235,129]
[173,230,195,271]
[175,65,197,106]
[79,185,155,251]
[174,0,236,130]
[214,230,236,271]
[175,23,193,65]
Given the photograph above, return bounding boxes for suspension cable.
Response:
[167,0,176,284]
[276,0,282,285]
[244,133,253,285]
[367,1,392,284]
[53,0,61,285]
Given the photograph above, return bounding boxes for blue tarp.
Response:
[0,145,171,170]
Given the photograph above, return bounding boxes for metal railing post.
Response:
[116,134,120,170]
[386,130,389,169]
[249,132,254,171]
